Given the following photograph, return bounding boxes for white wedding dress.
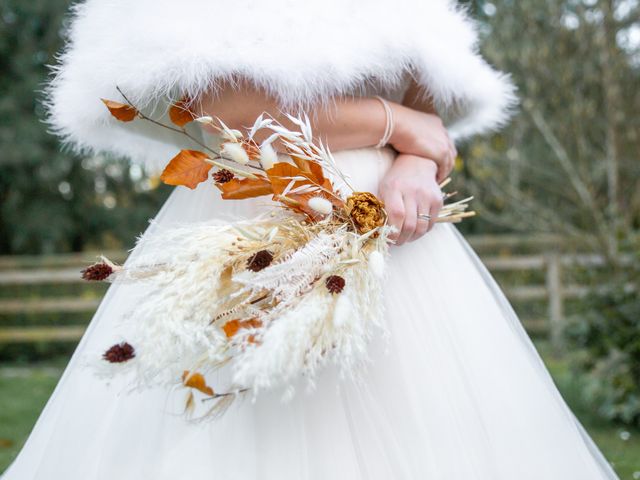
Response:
[2,120,619,478]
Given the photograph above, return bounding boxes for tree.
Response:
[459,0,639,259]
[0,0,171,254]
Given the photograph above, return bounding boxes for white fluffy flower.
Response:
[307,197,332,215]
[221,142,250,165]
[368,250,385,279]
[259,143,278,170]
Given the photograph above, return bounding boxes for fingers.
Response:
[412,186,444,241]
[424,136,456,184]
[436,136,457,184]
[397,193,417,245]
[428,196,443,232]
[413,188,431,240]
[384,189,405,244]
[379,152,446,246]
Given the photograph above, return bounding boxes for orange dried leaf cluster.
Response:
[101,99,138,122]
[101,95,346,221]
[160,150,212,189]
[181,371,214,396]
[169,97,196,127]
[266,155,343,219]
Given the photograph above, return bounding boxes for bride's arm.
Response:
[196,80,453,177]
[197,80,386,153]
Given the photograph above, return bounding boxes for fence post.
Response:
[546,253,564,353]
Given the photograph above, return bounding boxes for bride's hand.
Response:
[378,154,444,245]
[388,104,457,183]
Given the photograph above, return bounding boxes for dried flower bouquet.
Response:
[83,91,474,419]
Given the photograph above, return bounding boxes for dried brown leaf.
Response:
[217,177,273,200]
[182,371,214,396]
[169,97,196,127]
[160,150,212,189]
[222,318,262,338]
[101,99,138,122]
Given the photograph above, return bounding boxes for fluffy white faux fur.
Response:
[47,0,517,170]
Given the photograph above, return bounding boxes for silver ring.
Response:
[417,213,431,221]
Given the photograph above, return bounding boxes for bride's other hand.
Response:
[389,105,457,184]
[378,154,443,245]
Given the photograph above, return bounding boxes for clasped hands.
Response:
[379,104,457,245]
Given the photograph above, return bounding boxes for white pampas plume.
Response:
[259,142,278,170]
[307,197,332,215]
[232,288,334,393]
[333,293,352,328]
[368,250,385,280]
[221,142,250,164]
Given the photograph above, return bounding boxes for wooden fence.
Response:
[0,236,607,350]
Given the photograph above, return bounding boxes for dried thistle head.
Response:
[213,169,235,184]
[103,342,135,363]
[246,250,273,272]
[325,275,346,294]
[81,262,114,281]
[345,192,386,235]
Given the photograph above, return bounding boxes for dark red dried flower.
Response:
[213,169,235,184]
[246,250,273,272]
[103,342,136,363]
[325,275,346,294]
[81,262,114,281]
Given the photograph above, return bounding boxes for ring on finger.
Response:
[417,213,431,221]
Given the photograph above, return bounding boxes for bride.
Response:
[3,0,620,478]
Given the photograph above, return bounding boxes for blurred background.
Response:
[0,0,639,476]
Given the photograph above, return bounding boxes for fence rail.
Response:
[0,236,605,350]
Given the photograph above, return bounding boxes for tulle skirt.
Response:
[2,147,618,479]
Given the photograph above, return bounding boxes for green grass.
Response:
[541,348,640,478]
[0,366,62,472]
[1,352,639,477]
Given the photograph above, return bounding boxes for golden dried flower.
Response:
[345,192,386,234]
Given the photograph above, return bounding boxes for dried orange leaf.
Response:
[101,99,138,122]
[241,140,261,161]
[182,371,214,396]
[222,319,240,338]
[169,97,196,127]
[218,177,273,200]
[266,162,308,195]
[160,150,212,189]
[223,318,262,338]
